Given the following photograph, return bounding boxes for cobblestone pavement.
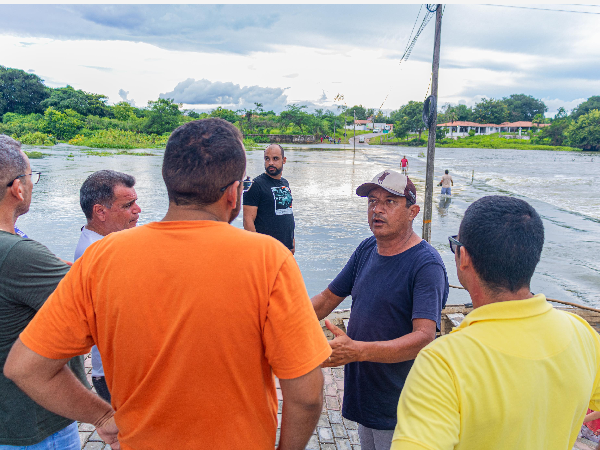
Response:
[78,353,360,450]
[78,352,594,450]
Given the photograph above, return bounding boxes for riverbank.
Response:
[369,134,581,151]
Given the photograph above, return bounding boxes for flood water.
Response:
[18,143,600,309]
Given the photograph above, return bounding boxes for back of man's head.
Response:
[80,170,136,221]
[459,195,544,293]
[162,118,245,206]
[0,135,27,202]
[445,169,449,174]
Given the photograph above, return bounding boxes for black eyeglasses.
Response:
[6,172,41,187]
[219,177,253,193]
[448,235,464,254]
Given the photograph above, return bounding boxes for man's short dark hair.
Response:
[0,135,27,201]
[80,170,136,220]
[162,118,245,206]
[459,195,544,293]
[445,169,449,174]
[265,143,284,159]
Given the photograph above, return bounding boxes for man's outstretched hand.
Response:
[322,319,363,368]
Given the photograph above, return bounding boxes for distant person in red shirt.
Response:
[400,156,409,175]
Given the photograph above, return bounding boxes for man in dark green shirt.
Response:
[0,135,88,448]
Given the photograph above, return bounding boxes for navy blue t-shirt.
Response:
[328,236,448,430]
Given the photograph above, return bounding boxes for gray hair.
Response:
[0,135,27,200]
[80,170,136,220]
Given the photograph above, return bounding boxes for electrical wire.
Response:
[483,4,600,15]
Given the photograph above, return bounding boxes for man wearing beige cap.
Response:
[312,169,448,450]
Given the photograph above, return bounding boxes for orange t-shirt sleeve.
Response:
[20,255,95,359]
[263,254,331,379]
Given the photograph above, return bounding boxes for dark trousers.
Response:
[92,376,111,404]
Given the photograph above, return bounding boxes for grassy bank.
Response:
[370,133,580,151]
[68,129,169,149]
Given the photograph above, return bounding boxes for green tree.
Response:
[434,103,471,123]
[41,85,111,117]
[532,114,545,125]
[393,117,411,141]
[113,101,137,121]
[0,113,44,137]
[453,104,473,121]
[539,118,570,146]
[566,109,600,151]
[185,111,201,119]
[144,98,182,135]
[0,66,50,115]
[373,111,388,124]
[571,96,600,121]
[554,107,568,120]
[209,106,238,123]
[347,105,367,120]
[501,94,547,121]
[395,101,426,140]
[41,107,83,140]
[279,104,310,133]
[436,127,447,141]
[473,98,509,124]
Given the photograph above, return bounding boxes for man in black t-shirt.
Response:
[243,144,295,253]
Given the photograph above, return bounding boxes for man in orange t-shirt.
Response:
[4,118,331,450]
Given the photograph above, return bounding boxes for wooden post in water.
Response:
[422,4,443,243]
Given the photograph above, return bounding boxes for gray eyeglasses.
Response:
[6,172,41,187]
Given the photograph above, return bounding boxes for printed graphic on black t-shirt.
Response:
[272,186,293,215]
[243,173,295,249]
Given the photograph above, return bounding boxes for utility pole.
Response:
[422,4,443,243]
[353,111,356,154]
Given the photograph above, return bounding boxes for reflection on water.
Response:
[437,196,452,216]
[18,144,600,308]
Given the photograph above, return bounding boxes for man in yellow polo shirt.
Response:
[391,195,600,450]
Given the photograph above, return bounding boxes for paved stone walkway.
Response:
[78,351,596,450]
[78,353,361,449]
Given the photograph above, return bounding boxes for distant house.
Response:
[499,121,550,132]
[346,118,372,131]
[437,120,549,138]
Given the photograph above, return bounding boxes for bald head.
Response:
[0,135,27,201]
[265,144,284,159]
[264,144,286,179]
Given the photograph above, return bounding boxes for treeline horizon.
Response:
[1,64,599,150]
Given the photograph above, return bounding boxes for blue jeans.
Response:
[0,422,80,450]
[441,187,451,196]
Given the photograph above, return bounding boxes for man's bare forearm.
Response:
[5,339,113,426]
[278,368,324,450]
[311,289,344,321]
[356,327,435,364]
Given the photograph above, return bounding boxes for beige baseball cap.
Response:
[356,170,417,204]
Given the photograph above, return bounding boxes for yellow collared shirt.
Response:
[392,294,600,450]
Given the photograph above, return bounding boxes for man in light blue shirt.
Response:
[74,170,141,403]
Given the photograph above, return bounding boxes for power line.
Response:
[483,4,600,15]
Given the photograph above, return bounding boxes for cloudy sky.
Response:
[1,3,599,116]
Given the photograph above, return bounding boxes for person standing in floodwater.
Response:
[243,144,296,254]
[400,156,409,175]
[438,169,453,196]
